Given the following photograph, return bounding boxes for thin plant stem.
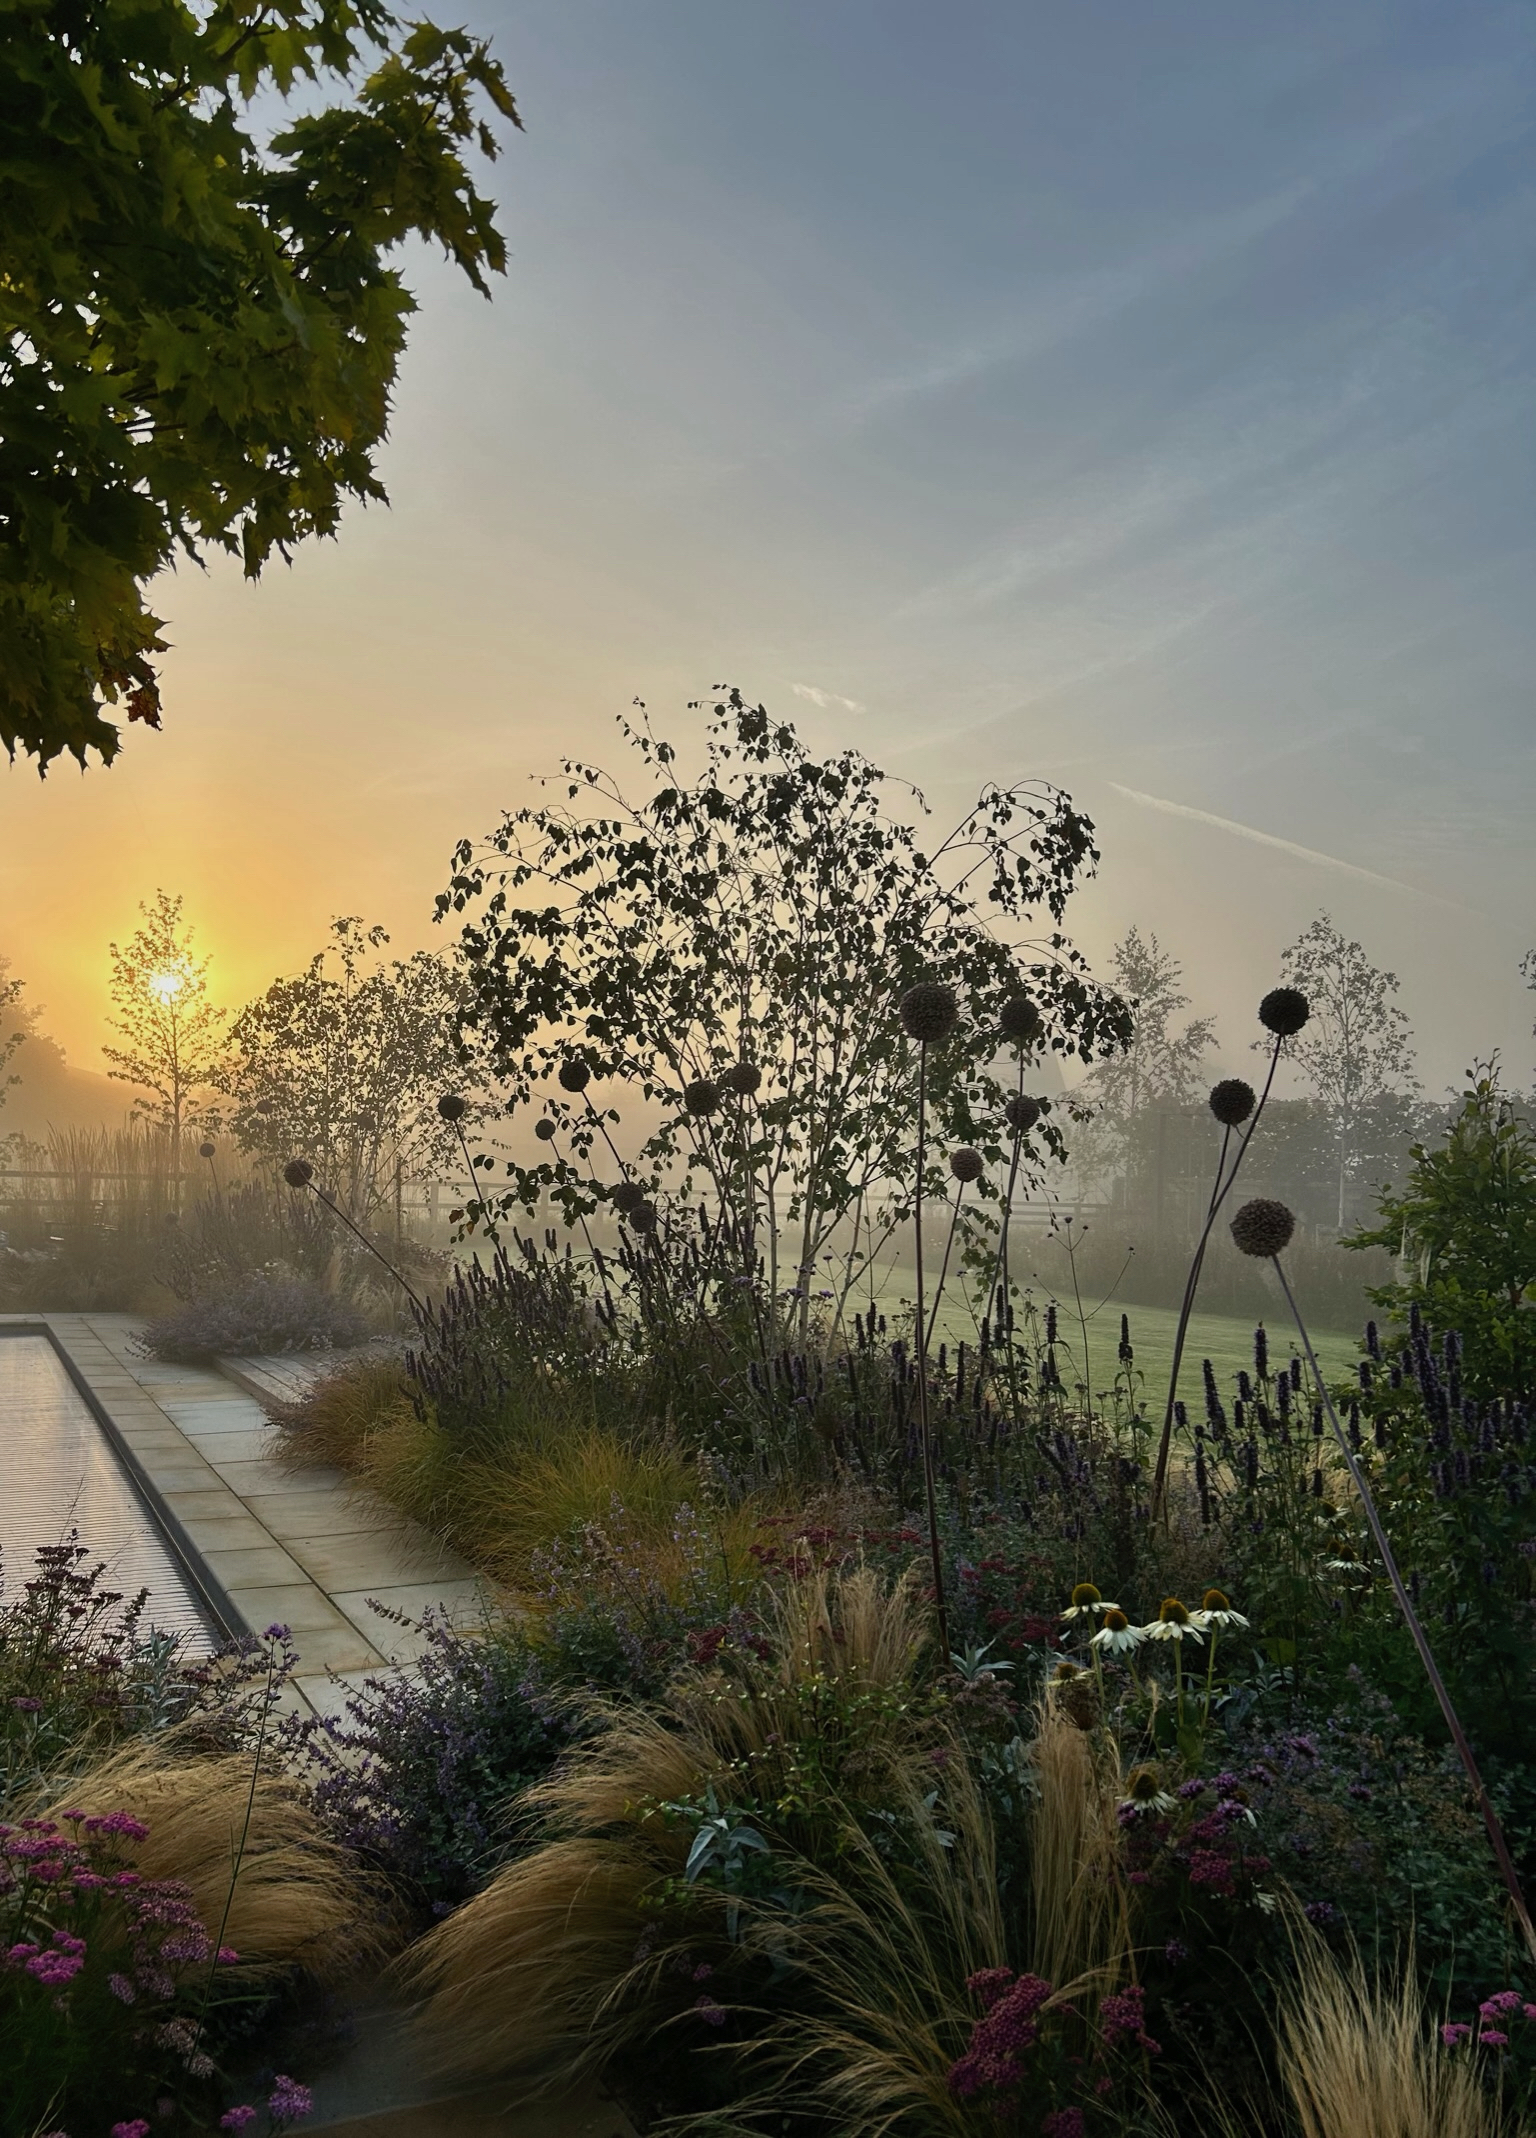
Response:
[301,1179,424,1311]
[451,1118,502,1246]
[1151,1038,1283,1520]
[198,1630,279,2035]
[913,1044,950,1658]
[925,1178,969,1354]
[1273,1255,1536,1969]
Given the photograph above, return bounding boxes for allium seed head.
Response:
[1259,987,1310,1038]
[534,1119,556,1141]
[1209,1078,1256,1127]
[282,1159,313,1189]
[254,1097,276,1115]
[771,951,795,980]
[684,1078,721,1117]
[999,993,1043,1045]
[558,1061,591,1094]
[720,1060,763,1096]
[949,1147,985,1183]
[1005,1094,1042,1134]
[610,1182,647,1214]
[899,981,959,1044]
[198,1141,216,1159]
[437,1093,467,1123]
[629,1200,659,1234]
[1230,1197,1296,1259]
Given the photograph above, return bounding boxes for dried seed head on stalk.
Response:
[198,1141,216,1159]
[283,1159,313,1189]
[534,1119,556,1142]
[609,1182,647,1215]
[1209,1078,1256,1126]
[720,1060,762,1096]
[628,1201,659,1235]
[999,993,1043,1046]
[684,1079,721,1117]
[899,981,959,1045]
[1230,1197,1296,1259]
[1258,987,1310,1038]
[558,1060,592,1094]
[1005,1093,1042,1134]
[949,1147,985,1183]
[437,1093,467,1123]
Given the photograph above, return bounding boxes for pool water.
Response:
[0,1333,218,1653]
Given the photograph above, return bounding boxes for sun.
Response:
[147,968,186,1005]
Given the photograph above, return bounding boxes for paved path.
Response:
[9,1314,489,1720]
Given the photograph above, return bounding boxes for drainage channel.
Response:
[0,1326,242,1653]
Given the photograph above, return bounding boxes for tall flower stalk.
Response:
[1231,1193,1536,1969]
[899,980,960,1656]
[1149,987,1310,1520]
[283,1157,424,1310]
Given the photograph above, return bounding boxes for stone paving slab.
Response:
[17,1315,494,1719]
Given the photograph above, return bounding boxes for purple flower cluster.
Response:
[285,1604,573,1908]
[1442,1990,1536,2052]
[1098,1984,1161,2056]
[2,1807,236,2108]
[948,1968,1053,2098]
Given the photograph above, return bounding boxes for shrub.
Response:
[288,1607,573,1912]
[138,1275,370,1361]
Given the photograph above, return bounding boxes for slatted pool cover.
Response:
[0,1334,217,1653]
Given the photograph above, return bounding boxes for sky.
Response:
[3,0,1534,1098]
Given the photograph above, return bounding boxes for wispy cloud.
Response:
[1108,783,1467,908]
[792,681,865,714]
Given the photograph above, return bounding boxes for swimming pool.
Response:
[0,1330,225,1654]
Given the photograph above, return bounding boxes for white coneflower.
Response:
[1190,1587,1249,1633]
[1142,1597,1205,1645]
[1121,1766,1177,1817]
[1061,1581,1118,1622]
[1091,1607,1145,1657]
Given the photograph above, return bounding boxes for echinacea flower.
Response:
[1091,1608,1145,1656]
[1061,1581,1118,1622]
[1191,1588,1249,1632]
[1121,1766,1177,1817]
[1143,1598,1204,1645]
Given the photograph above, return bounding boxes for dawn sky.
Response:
[3,0,1533,1096]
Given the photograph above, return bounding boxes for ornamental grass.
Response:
[32,1739,384,1984]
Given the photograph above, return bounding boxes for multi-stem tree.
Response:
[222,917,471,1225]
[0,954,31,1118]
[1272,912,1419,1229]
[103,891,226,1164]
[437,689,1132,1345]
[1069,926,1217,1207]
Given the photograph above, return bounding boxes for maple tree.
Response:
[1,0,519,768]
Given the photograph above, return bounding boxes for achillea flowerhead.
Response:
[1230,1198,1296,1259]
[1209,1078,1256,1126]
[684,1078,721,1117]
[720,1060,762,1095]
[1258,987,1309,1038]
[949,1147,985,1183]
[436,1093,467,1123]
[1005,1093,1042,1134]
[282,1159,313,1189]
[999,993,1043,1046]
[558,1060,591,1094]
[899,981,959,1044]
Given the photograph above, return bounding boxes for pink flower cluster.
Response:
[1442,1990,1536,2051]
[948,1968,1054,2098]
[1098,1984,1161,2057]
